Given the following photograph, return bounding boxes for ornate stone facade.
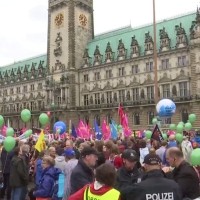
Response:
[1,2,200,130]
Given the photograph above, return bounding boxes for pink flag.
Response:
[101,119,111,140]
[121,113,128,127]
[77,120,90,139]
[123,126,132,137]
[121,113,132,137]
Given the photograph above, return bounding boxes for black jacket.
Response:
[9,155,29,188]
[172,161,200,199]
[0,148,14,174]
[115,165,141,192]
[121,169,182,200]
[70,159,94,194]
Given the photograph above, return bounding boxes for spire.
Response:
[196,7,200,24]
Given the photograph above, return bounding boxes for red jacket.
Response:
[68,183,121,200]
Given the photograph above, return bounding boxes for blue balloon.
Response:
[156,99,176,117]
[53,121,67,135]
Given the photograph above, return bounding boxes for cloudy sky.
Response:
[0,0,199,66]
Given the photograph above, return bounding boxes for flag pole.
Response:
[153,0,158,104]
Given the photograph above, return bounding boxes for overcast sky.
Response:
[0,0,199,66]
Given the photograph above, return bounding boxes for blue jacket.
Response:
[35,158,43,186]
[34,166,61,198]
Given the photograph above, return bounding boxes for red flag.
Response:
[118,103,125,125]
[101,119,111,140]
[121,113,128,127]
[151,124,164,141]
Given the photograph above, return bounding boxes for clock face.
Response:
[79,14,87,26]
[55,13,64,26]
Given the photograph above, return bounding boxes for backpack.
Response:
[51,172,65,200]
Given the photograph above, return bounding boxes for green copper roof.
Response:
[0,54,47,76]
[87,11,196,63]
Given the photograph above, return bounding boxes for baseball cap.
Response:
[122,149,138,162]
[143,154,162,165]
[63,149,75,157]
[81,147,98,157]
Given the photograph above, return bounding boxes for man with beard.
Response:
[115,149,141,192]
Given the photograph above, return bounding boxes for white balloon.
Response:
[156,99,176,117]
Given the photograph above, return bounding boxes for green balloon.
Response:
[189,114,197,124]
[152,118,157,125]
[162,133,168,140]
[6,127,14,137]
[175,133,183,143]
[176,124,183,133]
[185,122,192,131]
[145,130,152,139]
[169,124,176,131]
[0,115,4,128]
[178,122,184,126]
[21,109,31,123]
[191,148,200,166]
[24,129,33,138]
[3,136,16,152]
[118,125,122,131]
[39,113,49,126]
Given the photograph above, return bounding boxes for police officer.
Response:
[121,154,182,200]
[115,149,141,192]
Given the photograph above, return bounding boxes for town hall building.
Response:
[1,0,200,130]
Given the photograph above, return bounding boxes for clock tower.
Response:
[46,0,94,109]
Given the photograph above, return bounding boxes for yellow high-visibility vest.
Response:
[84,186,120,200]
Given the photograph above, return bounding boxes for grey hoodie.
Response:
[55,156,66,172]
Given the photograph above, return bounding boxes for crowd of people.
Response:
[0,134,199,200]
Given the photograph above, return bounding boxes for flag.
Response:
[101,119,111,140]
[121,113,128,127]
[151,124,164,142]
[118,103,125,125]
[94,119,102,140]
[77,120,90,139]
[110,120,118,140]
[118,103,123,116]
[71,124,77,138]
[35,129,46,152]
[123,126,132,137]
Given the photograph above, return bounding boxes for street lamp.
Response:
[51,102,56,130]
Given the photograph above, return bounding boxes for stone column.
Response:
[61,88,63,104]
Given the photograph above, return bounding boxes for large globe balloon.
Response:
[156,99,176,117]
[53,121,67,135]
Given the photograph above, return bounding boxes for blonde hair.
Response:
[20,144,30,154]
[42,155,55,166]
